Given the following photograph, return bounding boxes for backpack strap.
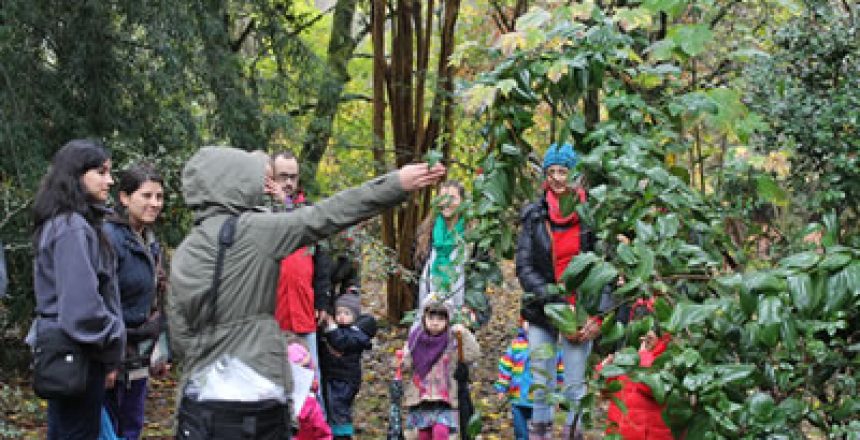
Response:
[194,215,239,333]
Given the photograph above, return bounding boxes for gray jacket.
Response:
[32,213,126,366]
[167,147,407,394]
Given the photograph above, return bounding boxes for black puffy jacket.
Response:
[515,195,596,331]
[319,316,375,383]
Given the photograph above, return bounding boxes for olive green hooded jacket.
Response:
[167,147,407,395]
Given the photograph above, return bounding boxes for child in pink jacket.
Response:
[288,341,332,440]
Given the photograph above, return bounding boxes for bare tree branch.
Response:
[230,18,256,52]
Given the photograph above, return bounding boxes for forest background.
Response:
[1,0,858,438]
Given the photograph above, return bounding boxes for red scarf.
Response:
[545,187,586,304]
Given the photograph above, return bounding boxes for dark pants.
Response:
[324,378,359,436]
[47,360,106,440]
[512,404,532,440]
[105,377,148,440]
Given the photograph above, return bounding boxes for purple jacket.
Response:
[33,213,125,367]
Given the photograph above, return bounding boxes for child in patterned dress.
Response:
[401,300,480,440]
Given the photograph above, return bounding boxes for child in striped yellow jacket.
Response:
[495,320,564,440]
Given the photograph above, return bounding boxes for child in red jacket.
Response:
[599,299,674,440]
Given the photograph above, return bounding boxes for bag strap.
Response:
[194,215,239,333]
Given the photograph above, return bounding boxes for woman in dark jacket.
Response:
[31,140,125,440]
[515,143,602,440]
[103,163,168,440]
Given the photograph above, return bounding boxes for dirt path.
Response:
[4,260,603,439]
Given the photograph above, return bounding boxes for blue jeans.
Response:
[47,360,105,440]
[527,324,593,425]
[512,404,532,440]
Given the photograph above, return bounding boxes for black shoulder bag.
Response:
[31,312,90,399]
[176,215,292,440]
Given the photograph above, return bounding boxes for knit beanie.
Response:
[542,142,578,171]
[335,293,361,321]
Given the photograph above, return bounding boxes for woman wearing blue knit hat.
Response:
[515,142,608,439]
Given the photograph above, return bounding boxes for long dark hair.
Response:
[113,163,163,223]
[32,139,111,241]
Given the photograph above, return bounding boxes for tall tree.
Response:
[299,0,364,194]
[372,0,463,321]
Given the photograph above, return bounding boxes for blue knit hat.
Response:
[542,143,578,171]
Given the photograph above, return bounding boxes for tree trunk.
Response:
[374,0,463,322]
[300,0,360,195]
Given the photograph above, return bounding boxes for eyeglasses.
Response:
[273,172,298,183]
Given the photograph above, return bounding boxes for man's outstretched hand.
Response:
[398,163,446,192]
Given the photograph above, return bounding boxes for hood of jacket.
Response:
[182,147,268,222]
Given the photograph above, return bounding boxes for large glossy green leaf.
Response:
[818,252,852,271]
[716,273,743,290]
[600,321,625,346]
[544,303,579,334]
[613,348,640,366]
[628,316,655,344]
[561,252,600,288]
[601,359,628,377]
[748,392,775,421]
[634,244,656,280]
[559,191,579,217]
[777,398,805,422]
[656,214,680,239]
[637,372,667,404]
[739,288,759,317]
[787,273,813,313]
[617,242,637,265]
[781,318,798,352]
[654,297,672,323]
[831,398,860,421]
[713,364,755,386]
[757,296,782,349]
[578,261,618,314]
[823,266,851,314]
[635,220,656,243]
[779,251,821,270]
[669,302,718,332]
[744,271,787,294]
[842,261,860,292]
[757,296,782,325]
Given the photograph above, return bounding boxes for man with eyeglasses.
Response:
[265,150,332,412]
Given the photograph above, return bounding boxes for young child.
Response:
[319,293,376,440]
[402,300,481,440]
[494,319,564,440]
[287,340,332,440]
[599,298,673,440]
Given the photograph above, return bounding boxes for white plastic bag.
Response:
[189,356,287,403]
[288,362,315,418]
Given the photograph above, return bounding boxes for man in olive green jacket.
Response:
[167,147,444,435]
